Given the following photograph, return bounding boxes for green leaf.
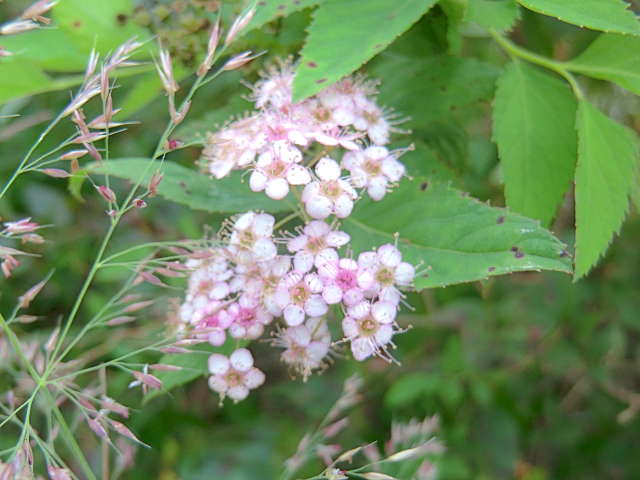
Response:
[244,0,324,34]
[53,0,152,54]
[87,159,293,213]
[517,0,640,35]
[465,0,520,31]
[291,0,437,102]
[574,101,637,277]
[565,33,640,97]
[492,60,578,227]
[370,54,500,127]
[397,142,460,186]
[342,179,573,290]
[0,57,55,104]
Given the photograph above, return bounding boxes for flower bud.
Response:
[132,198,147,209]
[96,185,116,203]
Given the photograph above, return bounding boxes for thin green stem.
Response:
[487,28,585,100]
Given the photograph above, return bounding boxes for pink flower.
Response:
[182,299,233,346]
[274,271,327,326]
[251,58,295,109]
[301,158,357,220]
[342,300,398,361]
[342,146,405,201]
[2,217,39,235]
[249,140,311,200]
[208,348,265,403]
[223,294,273,340]
[202,115,266,179]
[353,99,391,146]
[358,244,415,305]
[227,212,277,265]
[286,221,350,272]
[273,316,331,381]
[317,257,374,306]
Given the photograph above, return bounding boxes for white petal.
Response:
[288,234,308,252]
[253,238,277,262]
[208,329,227,347]
[304,273,324,293]
[333,194,354,218]
[378,244,402,267]
[208,354,230,375]
[395,262,415,286]
[265,178,290,200]
[323,285,343,304]
[229,348,254,372]
[288,325,312,347]
[243,368,266,389]
[227,385,249,401]
[315,157,342,181]
[351,338,374,361]
[375,324,394,345]
[381,158,405,182]
[294,251,315,272]
[372,301,397,325]
[208,375,228,393]
[287,164,312,185]
[342,316,358,337]
[284,304,305,326]
[301,182,319,202]
[364,146,389,161]
[306,195,333,220]
[367,176,387,201]
[235,212,256,231]
[304,220,331,238]
[315,249,339,269]
[307,341,329,363]
[326,230,350,247]
[305,295,328,317]
[342,289,364,306]
[253,213,275,237]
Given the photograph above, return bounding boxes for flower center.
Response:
[359,317,377,336]
[227,372,241,387]
[201,314,220,328]
[307,236,326,254]
[236,307,255,326]
[335,269,357,291]
[321,180,342,200]
[377,267,394,285]
[291,283,310,305]
[268,160,287,177]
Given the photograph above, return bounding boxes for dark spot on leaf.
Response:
[307,61,317,68]
[179,181,188,188]
[316,78,327,84]
[420,182,428,191]
[374,43,383,50]
[514,252,525,259]
[487,267,495,272]
[388,13,396,20]
[440,86,446,92]
[116,13,127,25]
[559,250,568,258]
[258,1,266,4]
[72,20,81,28]
[422,274,429,278]
[511,246,519,252]
[496,216,505,224]
[401,238,410,245]
[278,4,287,10]
[461,192,469,197]
[294,0,300,4]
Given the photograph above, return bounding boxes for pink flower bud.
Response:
[42,168,71,178]
[106,315,136,326]
[18,273,52,308]
[72,131,105,144]
[0,19,39,35]
[96,185,116,203]
[169,97,190,125]
[148,170,163,198]
[100,396,129,418]
[225,7,256,46]
[136,270,166,287]
[160,346,193,354]
[132,198,147,209]
[222,51,254,71]
[154,266,184,277]
[21,233,45,245]
[83,142,102,162]
[106,209,118,218]
[87,418,108,439]
[110,420,142,443]
[60,149,88,160]
[131,371,162,390]
[123,300,153,312]
[22,1,58,20]
[85,48,99,80]
[150,364,182,372]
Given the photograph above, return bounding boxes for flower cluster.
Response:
[184,59,416,403]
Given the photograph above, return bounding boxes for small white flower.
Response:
[302,158,357,220]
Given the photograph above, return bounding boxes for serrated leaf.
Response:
[517,0,640,35]
[53,0,152,54]
[342,179,573,289]
[565,33,640,96]
[291,0,437,102]
[493,60,578,227]
[244,0,324,34]
[370,55,500,127]
[87,158,292,213]
[465,0,520,31]
[574,101,637,278]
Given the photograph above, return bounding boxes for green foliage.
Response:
[244,0,324,34]
[517,0,640,35]
[291,0,437,102]
[464,0,520,31]
[493,60,578,227]
[565,33,640,97]
[87,159,293,213]
[574,101,637,278]
[342,180,572,290]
